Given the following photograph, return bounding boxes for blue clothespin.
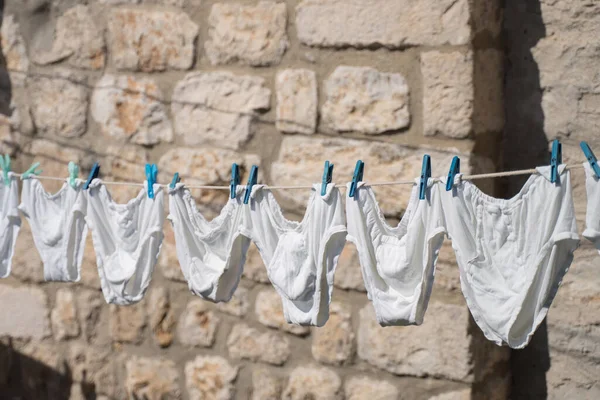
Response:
[169,172,180,189]
[580,141,600,179]
[419,154,431,200]
[348,160,364,198]
[550,139,562,184]
[243,165,258,204]
[0,155,11,186]
[83,162,100,190]
[68,162,79,189]
[230,163,240,199]
[321,161,334,196]
[145,163,158,199]
[21,162,42,180]
[446,156,460,191]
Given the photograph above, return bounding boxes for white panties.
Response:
[0,173,21,278]
[582,162,600,252]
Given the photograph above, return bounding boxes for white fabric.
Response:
[246,183,347,327]
[0,173,21,278]
[346,179,445,326]
[167,185,251,302]
[86,179,164,305]
[19,178,87,281]
[582,162,600,252]
[440,165,579,348]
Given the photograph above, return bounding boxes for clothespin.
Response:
[0,155,11,186]
[21,162,42,180]
[230,163,240,199]
[68,162,79,189]
[446,156,460,191]
[243,165,258,205]
[419,154,431,200]
[169,172,180,189]
[321,161,334,196]
[145,163,158,199]
[348,160,364,198]
[580,141,600,178]
[550,139,562,184]
[83,162,100,190]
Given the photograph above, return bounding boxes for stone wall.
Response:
[0,0,511,399]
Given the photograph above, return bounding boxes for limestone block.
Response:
[1,15,29,86]
[0,284,50,339]
[311,302,354,365]
[177,299,219,347]
[216,286,249,317]
[276,69,317,134]
[227,323,290,365]
[255,288,310,336]
[344,377,399,400]
[334,244,366,291]
[148,287,176,347]
[51,288,80,340]
[282,365,342,400]
[125,356,181,400]
[109,302,146,344]
[185,356,238,400]
[251,368,283,400]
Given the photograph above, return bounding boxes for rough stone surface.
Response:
[474,49,504,134]
[227,323,290,365]
[334,244,366,291]
[357,302,472,382]
[0,284,50,339]
[252,368,283,400]
[243,243,270,283]
[171,72,270,150]
[422,51,473,138]
[311,302,354,365]
[159,222,186,282]
[51,288,80,341]
[185,356,238,400]
[428,389,471,400]
[283,365,342,400]
[67,343,116,397]
[344,377,399,400]
[322,66,410,134]
[32,5,105,69]
[109,302,146,344]
[108,9,198,72]
[91,74,173,145]
[206,2,288,66]
[177,299,219,347]
[29,69,88,137]
[77,289,104,343]
[148,287,176,347]
[255,288,311,336]
[11,224,44,283]
[216,286,249,317]
[276,69,317,134]
[80,235,103,290]
[1,15,29,85]
[125,356,181,400]
[296,0,470,47]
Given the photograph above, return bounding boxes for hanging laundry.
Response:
[86,179,164,305]
[441,165,579,349]
[346,179,445,326]
[0,172,21,278]
[582,162,600,252]
[245,183,347,327]
[19,177,87,281]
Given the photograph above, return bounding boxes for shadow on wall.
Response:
[0,0,13,117]
[502,1,551,399]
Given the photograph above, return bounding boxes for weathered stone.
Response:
[334,244,366,291]
[243,243,270,283]
[80,234,102,290]
[1,15,29,86]
[11,223,44,282]
[32,5,105,69]
[283,365,342,400]
[344,377,399,400]
[109,302,146,344]
[206,2,288,66]
[177,299,219,347]
[108,9,198,71]
[185,356,238,400]
[51,288,80,340]
[276,69,317,134]
[216,286,249,317]
[0,284,50,339]
[255,288,311,336]
[252,368,283,400]
[91,75,173,145]
[322,66,410,134]
[106,144,150,181]
[148,287,176,347]
[29,69,88,138]
[357,302,472,382]
[67,343,116,397]
[125,356,181,400]
[422,51,473,139]
[20,341,67,391]
[77,289,104,343]
[296,0,470,47]
[227,323,290,365]
[159,222,186,282]
[428,389,471,400]
[311,302,354,365]
[474,49,504,134]
[171,72,270,150]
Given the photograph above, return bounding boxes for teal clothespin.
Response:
[580,141,600,178]
[68,162,79,189]
[83,162,100,190]
[348,160,364,198]
[230,163,240,199]
[145,163,158,199]
[321,161,334,196]
[169,172,180,189]
[243,165,258,205]
[550,139,562,184]
[419,154,431,200]
[0,155,11,186]
[21,162,42,180]
[446,156,460,191]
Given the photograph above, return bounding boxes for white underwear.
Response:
[346,180,445,326]
[0,172,21,278]
[245,184,347,327]
[19,178,87,281]
[86,179,164,305]
[582,162,600,252]
[441,165,579,348]
[167,184,251,302]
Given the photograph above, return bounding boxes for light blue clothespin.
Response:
[0,155,11,186]
[68,162,79,189]
[419,154,431,200]
[169,172,180,189]
[84,162,100,190]
[550,139,562,184]
[446,156,460,191]
[243,165,258,205]
[230,163,240,199]
[321,161,334,196]
[580,141,600,179]
[21,162,42,180]
[145,163,158,199]
[348,160,364,198]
